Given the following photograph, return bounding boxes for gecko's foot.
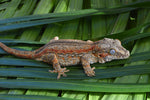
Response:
[84,67,95,77]
[49,68,69,79]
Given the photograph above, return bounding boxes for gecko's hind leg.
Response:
[43,53,69,79]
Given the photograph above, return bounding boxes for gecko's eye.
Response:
[110,49,116,55]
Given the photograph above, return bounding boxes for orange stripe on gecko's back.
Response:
[34,46,94,57]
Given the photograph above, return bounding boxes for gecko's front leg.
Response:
[42,53,69,79]
[81,55,95,77]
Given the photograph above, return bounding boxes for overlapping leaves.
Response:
[0,0,149,32]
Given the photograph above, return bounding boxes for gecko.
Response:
[0,37,130,79]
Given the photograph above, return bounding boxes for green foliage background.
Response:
[0,0,150,100]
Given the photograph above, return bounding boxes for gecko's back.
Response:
[34,39,94,57]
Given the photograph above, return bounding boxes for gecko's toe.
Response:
[49,68,69,79]
[57,68,69,79]
[85,67,95,77]
[49,70,57,73]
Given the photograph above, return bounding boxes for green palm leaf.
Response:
[0,94,75,100]
[0,0,150,100]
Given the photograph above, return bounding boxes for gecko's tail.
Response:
[0,42,35,59]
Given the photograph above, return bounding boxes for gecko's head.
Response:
[96,38,130,63]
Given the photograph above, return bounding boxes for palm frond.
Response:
[0,0,150,100]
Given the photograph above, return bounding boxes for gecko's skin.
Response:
[0,37,130,79]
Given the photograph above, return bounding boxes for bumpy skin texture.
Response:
[0,37,130,79]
